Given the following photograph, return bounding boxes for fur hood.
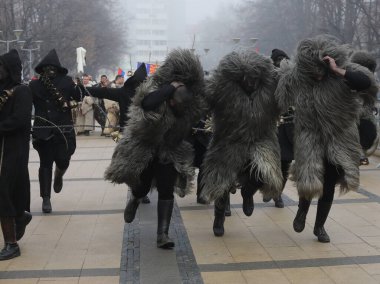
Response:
[104,49,205,197]
[295,35,348,80]
[200,50,283,202]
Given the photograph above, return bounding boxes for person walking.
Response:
[30,49,81,213]
[104,49,205,248]
[0,50,33,260]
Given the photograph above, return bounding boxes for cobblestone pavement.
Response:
[1,134,380,284]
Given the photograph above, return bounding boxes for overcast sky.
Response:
[185,0,242,26]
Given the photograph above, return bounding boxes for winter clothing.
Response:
[30,49,81,212]
[200,50,282,203]
[0,49,32,261]
[276,35,373,200]
[104,49,205,248]
[0,50,32,218]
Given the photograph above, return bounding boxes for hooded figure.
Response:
[276,35,374,242]
[271,48,290,68]
[350,51,379,162]
[104,49,205,248]
[29,49,82,214]
[200,50,283,236]
[0,49,33,260]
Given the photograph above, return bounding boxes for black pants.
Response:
[239,165,264,199]
[35,137,72,171]
[132,158,179,200]
[319,161,343,202]
[280,160,292,192]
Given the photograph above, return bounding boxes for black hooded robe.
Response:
[29,49,81,160]
[0,49,32,217]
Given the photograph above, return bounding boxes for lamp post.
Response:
[0,29,23,52]
[19,40,43,79]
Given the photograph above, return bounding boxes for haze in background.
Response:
[185,0,242,26]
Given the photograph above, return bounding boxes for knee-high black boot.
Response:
[39,168,52,213]
[124,194,141,223]
[157,199,175,249]
[53,166,67,193]
[213,192,228,237]
[293,198,311,233]
[313,200,333,243]
[0,217,20,261]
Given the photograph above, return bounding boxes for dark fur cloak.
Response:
[350,51,379,155]
[275,36,375,199]
[104,49,206,197]
[200,51,283,202]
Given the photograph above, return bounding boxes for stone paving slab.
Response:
[2,134,380,284]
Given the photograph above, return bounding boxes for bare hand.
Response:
[323,56,346,77]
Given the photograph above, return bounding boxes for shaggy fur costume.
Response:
[200,51,283,202]
[350,51,379,155]
[104,49,206,197]
[275,35,376,199]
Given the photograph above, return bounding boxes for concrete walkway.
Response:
[1,134,380,283]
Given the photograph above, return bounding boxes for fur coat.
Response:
[350,51,379,156]
[104,49,206,197]
[275,36,376,199]
[200,51,283,202]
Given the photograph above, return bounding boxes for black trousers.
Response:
[280,160,292,192]
[239,165,264,199]
[34,137,72,171]
[132,158,179,201]
[319,161,343,202]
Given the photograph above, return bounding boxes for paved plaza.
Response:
[1,134,380,283]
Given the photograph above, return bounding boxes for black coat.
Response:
[87,63,147,132]
[29,75,81,155]
[0,50,32,217]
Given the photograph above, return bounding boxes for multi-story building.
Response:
[124,0,186,71]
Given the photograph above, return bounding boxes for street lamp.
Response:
[19,40,43,79]
[0,29,24,52]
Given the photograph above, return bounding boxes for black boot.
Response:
[53,166,67,193]
[274,195,284,208]
[15,211,32,241]
[0,217,20,261]
[213,193,227,237]
[293,198,311,233]
[224,193,231,217]
[242,193,254,217]
[313,200,333,243]
[124,194,141,223]
[39,168,52,213]
[157,199,175,249]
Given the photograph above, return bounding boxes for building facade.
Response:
[125,0,186,71]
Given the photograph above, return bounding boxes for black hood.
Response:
[271,49,289,62]
[124,63,147,89]
[0,49,22,85]
[35,49,68,75]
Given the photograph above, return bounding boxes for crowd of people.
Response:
[0,34,379,260]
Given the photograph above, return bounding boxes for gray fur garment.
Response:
[200,51,283,202]
[104,49,206,197]
[350,51,379,156]
[275,35,376,199]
